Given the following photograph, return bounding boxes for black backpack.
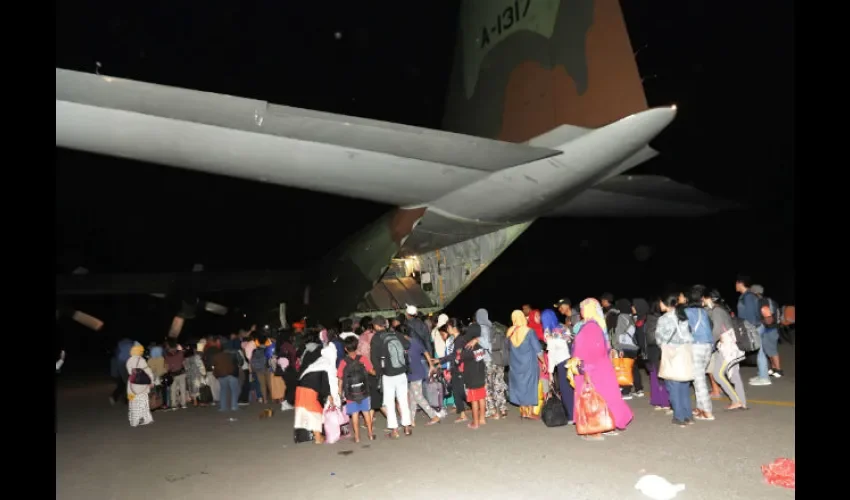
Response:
[490,322,510,367]
[342,355,369,402]
[731,317,761,352]
[644,314,660,346]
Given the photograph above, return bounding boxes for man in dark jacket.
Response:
[213,339,241,412]
[404,305,432,355]
[736,276,771,386]
[750,284,783,382]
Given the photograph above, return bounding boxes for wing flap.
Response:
[546,175,741,217]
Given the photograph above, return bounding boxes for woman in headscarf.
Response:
[656,294,694,427]
[277,330,299,410]
[572,299,634,440]
[643,299,670,410]
[507,310,544,419]
[294,343,341,444]
[126,342,155,427]
[527,309,545,345]
[542,309,574,423]
[473,308,507,419]
[612,298,644,399]
[183,344,206,407]
[298,330,322,374]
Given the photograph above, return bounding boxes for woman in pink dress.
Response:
[572,298,634,441]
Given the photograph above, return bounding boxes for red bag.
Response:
[761,458,795,489]
[575,374,615,435]
[780,305,795,326]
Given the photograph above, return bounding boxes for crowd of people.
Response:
[108,275,791,443]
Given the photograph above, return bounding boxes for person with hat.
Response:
[405,305,433,361]
[126,342,155,427]
[431,313,449,359]
[555,298,581,331]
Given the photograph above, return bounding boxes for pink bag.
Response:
[323,405,344,444]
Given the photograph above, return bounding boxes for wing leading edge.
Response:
[56,69,563,207]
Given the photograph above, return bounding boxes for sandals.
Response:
[725,405,749,412]
[694,414,715,421]
[403,427,412,436]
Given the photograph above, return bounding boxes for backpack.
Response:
[342,355,369,402]
[759,297,778,327]
[644,314,660,346]
[731,317,761,352]
[616,314,638,351]
[490,322,510,367]
[686,308,712,343]
[380,331,408,376]
[236,350,248,371]
[250,348,268,373]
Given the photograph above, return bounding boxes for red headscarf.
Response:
[527,309,545,343]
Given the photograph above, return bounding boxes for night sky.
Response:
[56,1,794,358]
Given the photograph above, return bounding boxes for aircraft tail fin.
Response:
[443,0,647,142]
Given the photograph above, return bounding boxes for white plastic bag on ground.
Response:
[635,474,685,500]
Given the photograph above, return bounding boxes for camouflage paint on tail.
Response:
[443,0,647,142]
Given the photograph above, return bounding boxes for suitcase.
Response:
[423,375,444,411]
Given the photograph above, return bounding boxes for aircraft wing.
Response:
[55,69,560,207]
[546,175,742,217]
[56,269,298,296]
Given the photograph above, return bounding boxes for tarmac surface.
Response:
[56,343,795,500]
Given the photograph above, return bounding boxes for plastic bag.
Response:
[340,409,352,438]
[575,374,615,435]
[761,458,795,489]
[323,405,344,444]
